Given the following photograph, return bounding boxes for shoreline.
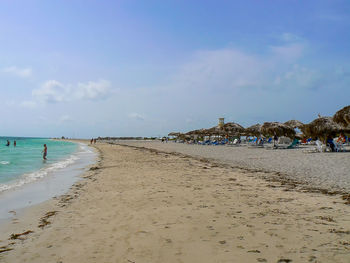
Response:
[0,140,96,224]
[1,142,350,262]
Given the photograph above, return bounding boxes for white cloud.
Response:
[273,64,321,92]
[171,40,305,96]
[32,79,112,104]
[164,45,319,101]
[174,49,265,92]
[2,66,32,78]
[76,80,111,100]
[128,113,145,121]
[33,80,68,103]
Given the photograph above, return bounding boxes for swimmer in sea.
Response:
[42,144,47,160]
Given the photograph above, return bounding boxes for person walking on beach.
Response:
[42,144,47,160]
[273,133,278,148]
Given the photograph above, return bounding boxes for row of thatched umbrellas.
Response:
[169,105,350,141]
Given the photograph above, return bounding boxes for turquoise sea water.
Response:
[0,137,78,191]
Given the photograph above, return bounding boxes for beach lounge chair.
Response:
[287,138,299,149]
[201,140,209,145]
[302,140,330,153]
[248,138,264,148]
[334,142,345,152]
[211,141,219,146]
[227,138,241,146]
[248,138,257,145]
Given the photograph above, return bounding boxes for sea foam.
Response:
[0,143,90,193]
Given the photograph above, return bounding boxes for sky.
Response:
[0,0,349,138]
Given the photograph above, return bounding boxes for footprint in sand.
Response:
[247,249,260,253]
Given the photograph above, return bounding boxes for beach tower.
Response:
[218,117,224,128]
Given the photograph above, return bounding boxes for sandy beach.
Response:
[1,141,350,262]
[117,141,350,194]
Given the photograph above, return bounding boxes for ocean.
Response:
[0,137,81,192]
[0,137,96,220]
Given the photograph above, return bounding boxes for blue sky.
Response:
[0,0,349,138]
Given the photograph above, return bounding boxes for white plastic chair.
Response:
[315,140,326,152]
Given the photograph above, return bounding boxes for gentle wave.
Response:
[0,143,90,193]
[0,161,10,165]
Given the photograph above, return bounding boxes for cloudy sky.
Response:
[1,1,349,138]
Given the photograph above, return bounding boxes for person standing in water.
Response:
[14,140,16,147]
[42,144,47,160]
[6,140,10,146]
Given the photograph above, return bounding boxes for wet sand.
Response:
[1,142,350,262]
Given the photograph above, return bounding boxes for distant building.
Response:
[218,117,224,128]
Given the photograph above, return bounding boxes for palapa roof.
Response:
[185,129,206,136]
[244,124,261,136]
[284,119,304,129]
[203,126,226,136]
[202,122,244,136]
[333,105,350,128]
[302,117,346,138]
[168,132,181,136]
[222,122,244,135]
[261,122,296,138]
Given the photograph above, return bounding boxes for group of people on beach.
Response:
[90,138,97,144]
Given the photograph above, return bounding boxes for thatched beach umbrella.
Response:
[204,126,226,136]
[284,120,304,129]
[261,122,296,138]
[333,105,350,128]
[244,124,261,137]
[222,122,244,136]
[185,129,205,136]
[302,117,345,141]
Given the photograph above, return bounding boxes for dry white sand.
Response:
[116,141,350,193]
[1,142,350,263]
